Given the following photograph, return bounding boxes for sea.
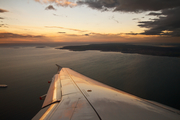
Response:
[0,44,180,120]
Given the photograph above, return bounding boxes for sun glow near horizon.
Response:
[0,0,180,44]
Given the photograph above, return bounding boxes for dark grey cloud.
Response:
[0,8,8,13]
[139,7,180,36]
[0,33,43,38]
[125,32,138,35]
[45,5,56,10]
[84,34,89,36]
[78,0,180,12]
[132,18,140,20]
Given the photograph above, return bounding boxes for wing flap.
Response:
[47,93,100,120]
[42,74,62,108]
[32,103,59,120]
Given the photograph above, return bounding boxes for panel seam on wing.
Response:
[65,68,102,120]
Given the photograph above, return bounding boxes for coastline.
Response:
[58,43,180,58]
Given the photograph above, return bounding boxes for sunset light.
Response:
[1,0,180,44]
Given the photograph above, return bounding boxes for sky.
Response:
[0,0,180,44]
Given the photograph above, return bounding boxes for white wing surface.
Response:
[32,67,180,120]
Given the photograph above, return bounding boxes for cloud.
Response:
[0,24,4,27]
[125,32,138,35]
[0,24,8,28]
[0,8,8,13]
[45,5,56,10]
[139,7,180,36]
[148,12,162,16]
[77,0,180,12]
[53,14,58,16]
[35,0,77,7]
[58,32,66,33]
[132,18,140,21]
[53,13,67,17]
[35,0,180,12]
[84,34,89,36]
[109,15,119,23]
[0,17,4,19]
[45,26,89,32]
[0,33,43,38]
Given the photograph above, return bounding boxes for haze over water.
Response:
[0,46,180,120]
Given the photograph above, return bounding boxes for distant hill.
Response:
[58,43,180,58]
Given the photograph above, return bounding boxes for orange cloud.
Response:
[0,32,43,39]
[0,32,52,44]
[35,0,77,7]
[45,26,89,32]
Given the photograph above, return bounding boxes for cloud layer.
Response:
[139,7,180,36]
[35,0,180,12]
[0,33,43,38]
[0,8,8,13]
[78,0,180,12]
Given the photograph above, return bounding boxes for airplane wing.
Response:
[32,66,180,120]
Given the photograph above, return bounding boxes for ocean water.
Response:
[0,47,180,120]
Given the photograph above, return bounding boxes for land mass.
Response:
[58,43,180,58]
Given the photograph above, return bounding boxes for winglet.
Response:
[55,64,62,73]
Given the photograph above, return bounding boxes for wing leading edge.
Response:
[32,67,180,120]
